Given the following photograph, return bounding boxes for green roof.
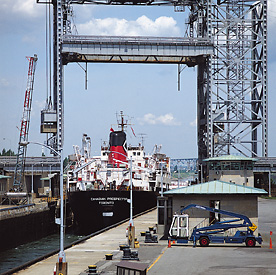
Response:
[203,155,258,162]
[0,175,11,179]
[164,180,267,195]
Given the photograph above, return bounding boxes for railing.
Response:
[62,35,213,45]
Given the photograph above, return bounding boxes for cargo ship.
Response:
[67,112,171,235]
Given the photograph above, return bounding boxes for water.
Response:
[0,233,83,274]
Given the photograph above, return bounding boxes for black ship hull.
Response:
[68,190,157,235]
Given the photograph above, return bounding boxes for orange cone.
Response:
[270,231,273,249]
[168,239,171,248]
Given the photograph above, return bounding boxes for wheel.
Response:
[199,236,210,247]
[246,238,256,247]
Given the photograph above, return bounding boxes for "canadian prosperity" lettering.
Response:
[90,197,128,205]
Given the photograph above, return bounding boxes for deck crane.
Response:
[13,55,38,192]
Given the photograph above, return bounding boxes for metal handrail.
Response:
[62,34,213,45]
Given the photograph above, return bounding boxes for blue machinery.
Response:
[169,204,262,247]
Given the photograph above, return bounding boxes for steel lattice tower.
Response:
[198,0,267,162]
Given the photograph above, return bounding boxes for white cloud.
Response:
[138,113,181,126]
[77,15,181,37]
[190,119,197,127]
[0,0,43,19]
[268,0,276,27]
[0,78,9,87]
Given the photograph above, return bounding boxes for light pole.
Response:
[178,161,180,189]
[160,162,163,197]
[49,164,52,197]
[31,164,34,198]
[129,155,133,226]
[19,141,65,263]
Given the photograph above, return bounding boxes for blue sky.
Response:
[0,1,276,159]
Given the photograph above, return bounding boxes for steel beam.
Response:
[199,0,268,160]
[62,35,213,65]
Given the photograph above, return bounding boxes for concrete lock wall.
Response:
[171,194,259,234]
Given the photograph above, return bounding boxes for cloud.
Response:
[0,78,9,87]
[268,0,276,27]
[138,113,181,126]
[77,15,181,37]
[190,119,197,127]
[0,0,43,19]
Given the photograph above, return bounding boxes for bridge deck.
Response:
[62,35,213,65]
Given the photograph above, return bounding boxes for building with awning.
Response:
[158,180,267,235]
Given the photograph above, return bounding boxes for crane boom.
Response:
[179,204,253,228]
[13,55,38,191]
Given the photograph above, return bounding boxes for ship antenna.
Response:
[116,111,129,132]
[138,133,147,147]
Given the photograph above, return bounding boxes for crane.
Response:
[13,55,38,192]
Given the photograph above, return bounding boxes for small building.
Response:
[204,155,257,187]
[159,180,267,235]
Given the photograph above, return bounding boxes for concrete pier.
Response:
[14,198,276,275]
[15,209,161,275]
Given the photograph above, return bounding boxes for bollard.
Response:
[270,231,273,249]
[105,254,113,260]
[88,265,97,274]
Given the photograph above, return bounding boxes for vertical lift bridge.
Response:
[37,0,267,177]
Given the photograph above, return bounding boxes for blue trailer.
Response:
[169,204,262,247]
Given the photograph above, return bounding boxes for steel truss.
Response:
[200,0,268,160]
[38,0,267,163]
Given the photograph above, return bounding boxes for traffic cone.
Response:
[168,239,171,248]
[270,231,273,249]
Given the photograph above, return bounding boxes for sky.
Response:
[0,0,276,159]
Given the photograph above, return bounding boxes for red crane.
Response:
[13,55,38,192]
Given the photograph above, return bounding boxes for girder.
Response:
[62,35,213,65]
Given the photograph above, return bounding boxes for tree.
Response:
[0,148,15,156]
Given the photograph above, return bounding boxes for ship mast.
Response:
[116,111,129,132]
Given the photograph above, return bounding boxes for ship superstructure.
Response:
[66,112,171,235]
[67,137,171,193]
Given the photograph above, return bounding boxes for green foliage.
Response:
[0,148,16,156]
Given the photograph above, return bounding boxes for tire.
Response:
[199,236,210,247]
[246,238,256,247]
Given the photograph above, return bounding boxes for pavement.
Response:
[15,198,276,275]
